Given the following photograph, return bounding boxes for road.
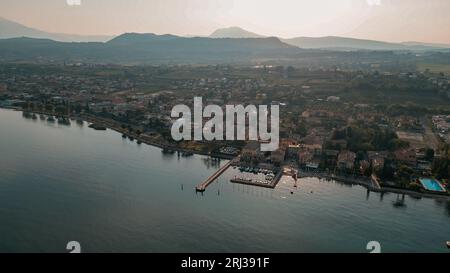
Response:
[422,116,441,151]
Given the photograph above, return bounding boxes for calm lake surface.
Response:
[0,108,449,253]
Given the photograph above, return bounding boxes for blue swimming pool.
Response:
[419,178,446,192]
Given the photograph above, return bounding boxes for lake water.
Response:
[0,108,449,253]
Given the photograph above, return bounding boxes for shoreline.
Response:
[82,114,236,160]
[11,107,235,160]
[4,107,450,200]
[298,171,450,201]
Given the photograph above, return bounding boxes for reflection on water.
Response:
[201,156,222,169]
[392,194,407,208]
[434,199,450,217]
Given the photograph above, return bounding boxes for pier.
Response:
[196,161,232,192]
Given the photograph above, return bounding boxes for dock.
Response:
[196,161,232,192]
[230,171,283,189]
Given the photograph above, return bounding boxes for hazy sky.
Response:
[1,0,450,43]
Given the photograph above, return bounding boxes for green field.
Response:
[418,63,450,74]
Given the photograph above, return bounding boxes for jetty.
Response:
[196,161,232,192]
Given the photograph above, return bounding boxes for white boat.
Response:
[266,174,275,180]
[447,241,450,249]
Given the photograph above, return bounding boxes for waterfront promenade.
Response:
[83,114,236,160]
[298,170,380,191]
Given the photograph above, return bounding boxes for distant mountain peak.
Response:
[210,26,264,39]
[107,32,179,44]
[0,17,113,42]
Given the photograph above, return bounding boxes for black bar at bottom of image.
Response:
[0,253,448,272]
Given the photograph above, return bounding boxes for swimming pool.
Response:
[419,178,446,192]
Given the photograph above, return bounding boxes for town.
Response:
[0,63,449,196]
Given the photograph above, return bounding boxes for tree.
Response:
[432,145,449,179]
[433,158,449,179]
[396,165,414,187]
[379,159,395,180]
[425,148,435,161]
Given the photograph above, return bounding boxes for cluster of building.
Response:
[1,64,449,192]
[432,115,450,143]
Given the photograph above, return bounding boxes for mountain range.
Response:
[281,36,450,51]
[210,27,450,51]
[0,18,450,51]
[2,18,450,51]
[1,18,450,65]
[0,33,297,64]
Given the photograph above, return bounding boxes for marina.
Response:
[230,168,283,189]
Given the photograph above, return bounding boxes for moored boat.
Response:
[22,111,32,119]
[182,152,194,157]
[88,123,107,130]
[447,241,450,249]
[265,174,275,181]
[162,148,175,154]
[58,117,71,125]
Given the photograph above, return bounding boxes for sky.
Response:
[1,0,450,44]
